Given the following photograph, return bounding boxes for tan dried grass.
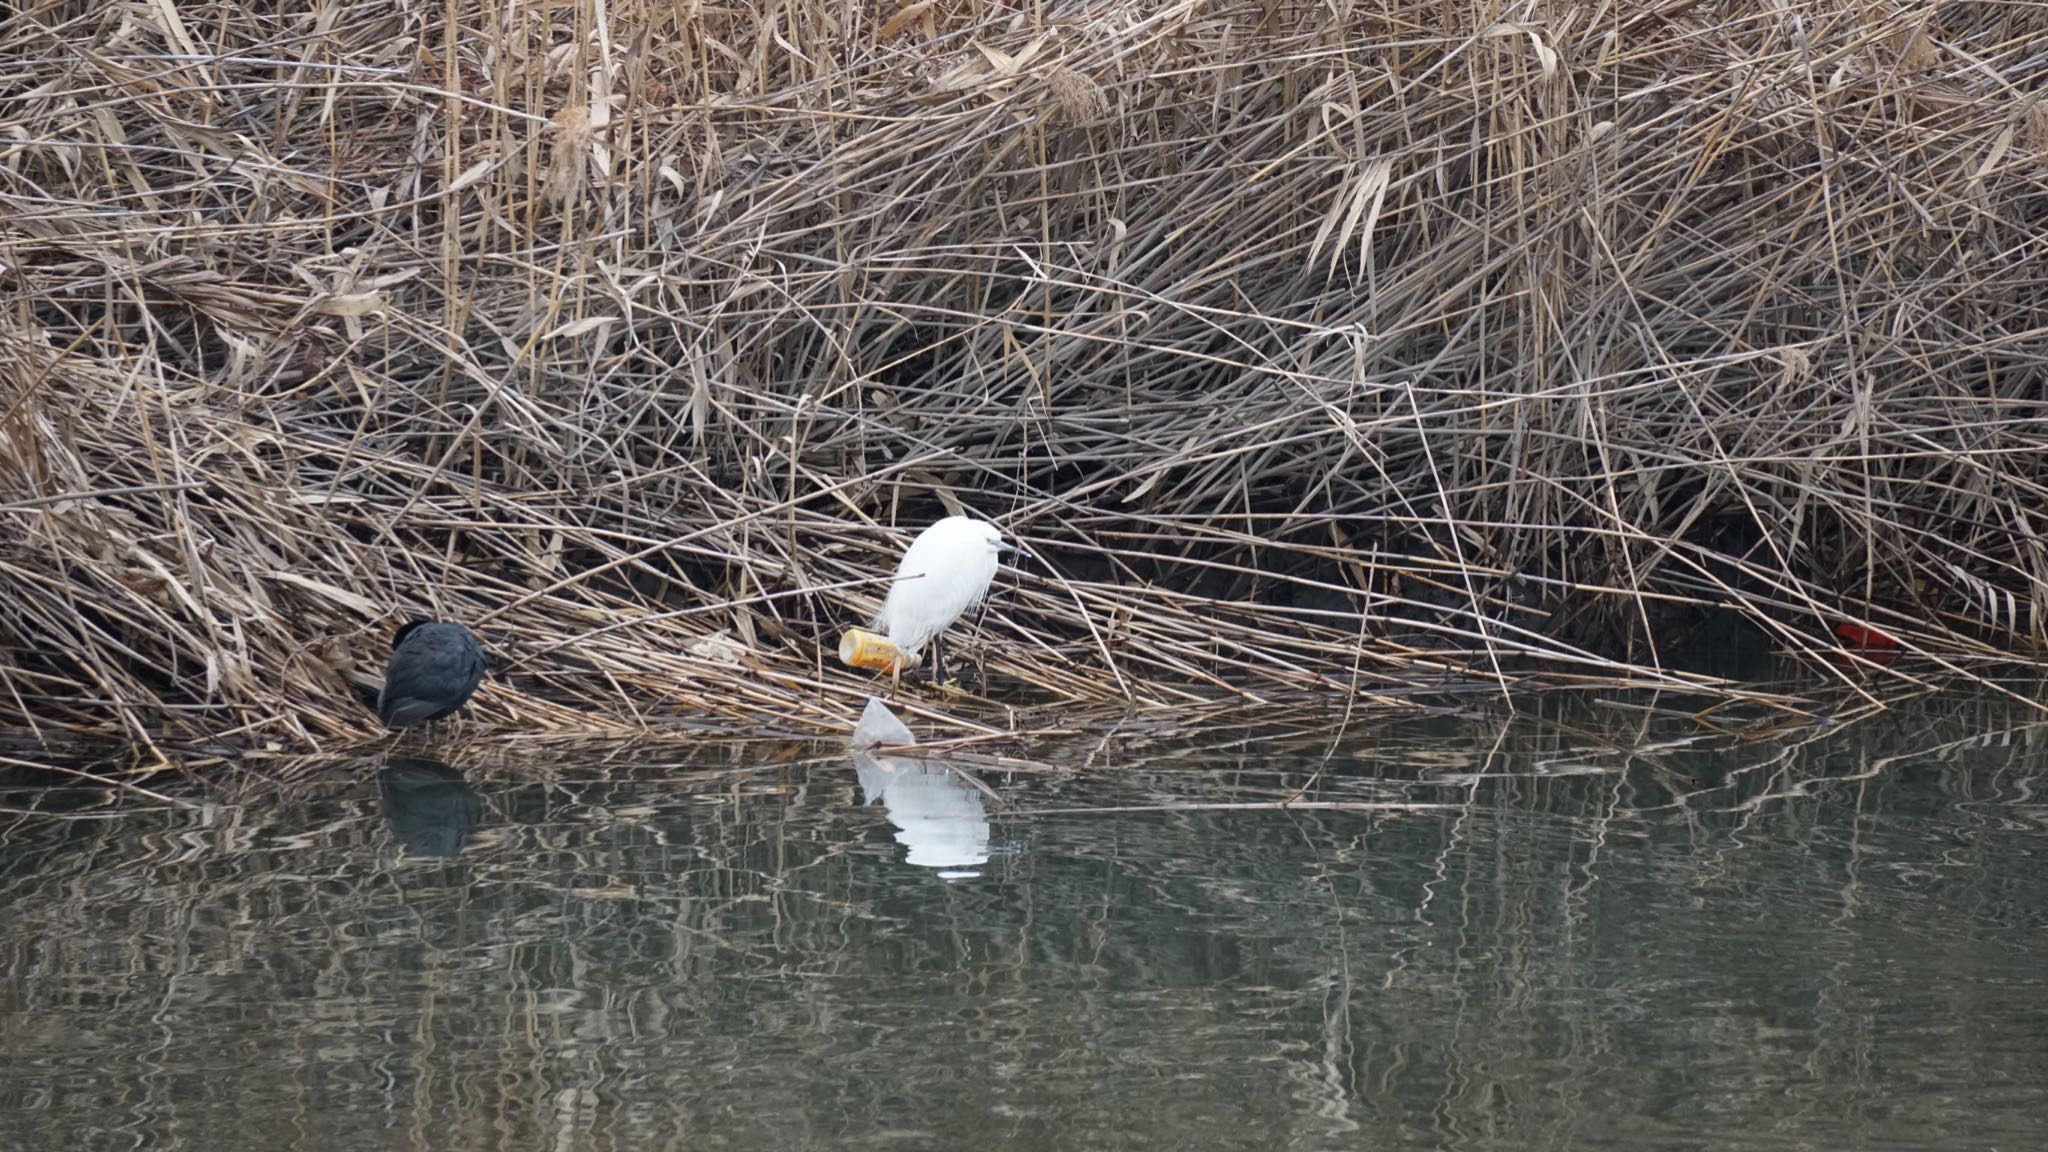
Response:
[2,0,2045,752]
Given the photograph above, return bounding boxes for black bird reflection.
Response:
[377,756,483,858]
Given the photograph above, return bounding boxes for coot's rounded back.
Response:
[378,621,485,729]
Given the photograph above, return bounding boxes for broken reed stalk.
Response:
[2,1,2046,752]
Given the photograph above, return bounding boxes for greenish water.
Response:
[3,694,2046,1151]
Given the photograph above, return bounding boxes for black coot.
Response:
[378,621,485,729]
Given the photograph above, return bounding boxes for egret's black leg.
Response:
[930,632,948,685]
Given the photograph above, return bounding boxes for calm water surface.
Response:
[3,693,2046,1151]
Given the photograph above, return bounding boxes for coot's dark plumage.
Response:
[377,620,485,729]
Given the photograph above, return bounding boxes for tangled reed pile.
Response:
[2,0,2045,751]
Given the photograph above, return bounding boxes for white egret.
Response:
[872,516,1018,684]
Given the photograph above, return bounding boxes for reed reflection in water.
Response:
[2,692,2046,1151]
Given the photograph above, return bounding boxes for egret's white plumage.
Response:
[872,516,1010,664]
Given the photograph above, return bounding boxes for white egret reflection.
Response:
[850,697,991,877]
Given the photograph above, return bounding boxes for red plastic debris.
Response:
[1832,622,1899,650]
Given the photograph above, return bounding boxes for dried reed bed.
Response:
[2,0,2046,752]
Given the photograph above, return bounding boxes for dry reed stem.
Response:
[1,1,2045,752]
